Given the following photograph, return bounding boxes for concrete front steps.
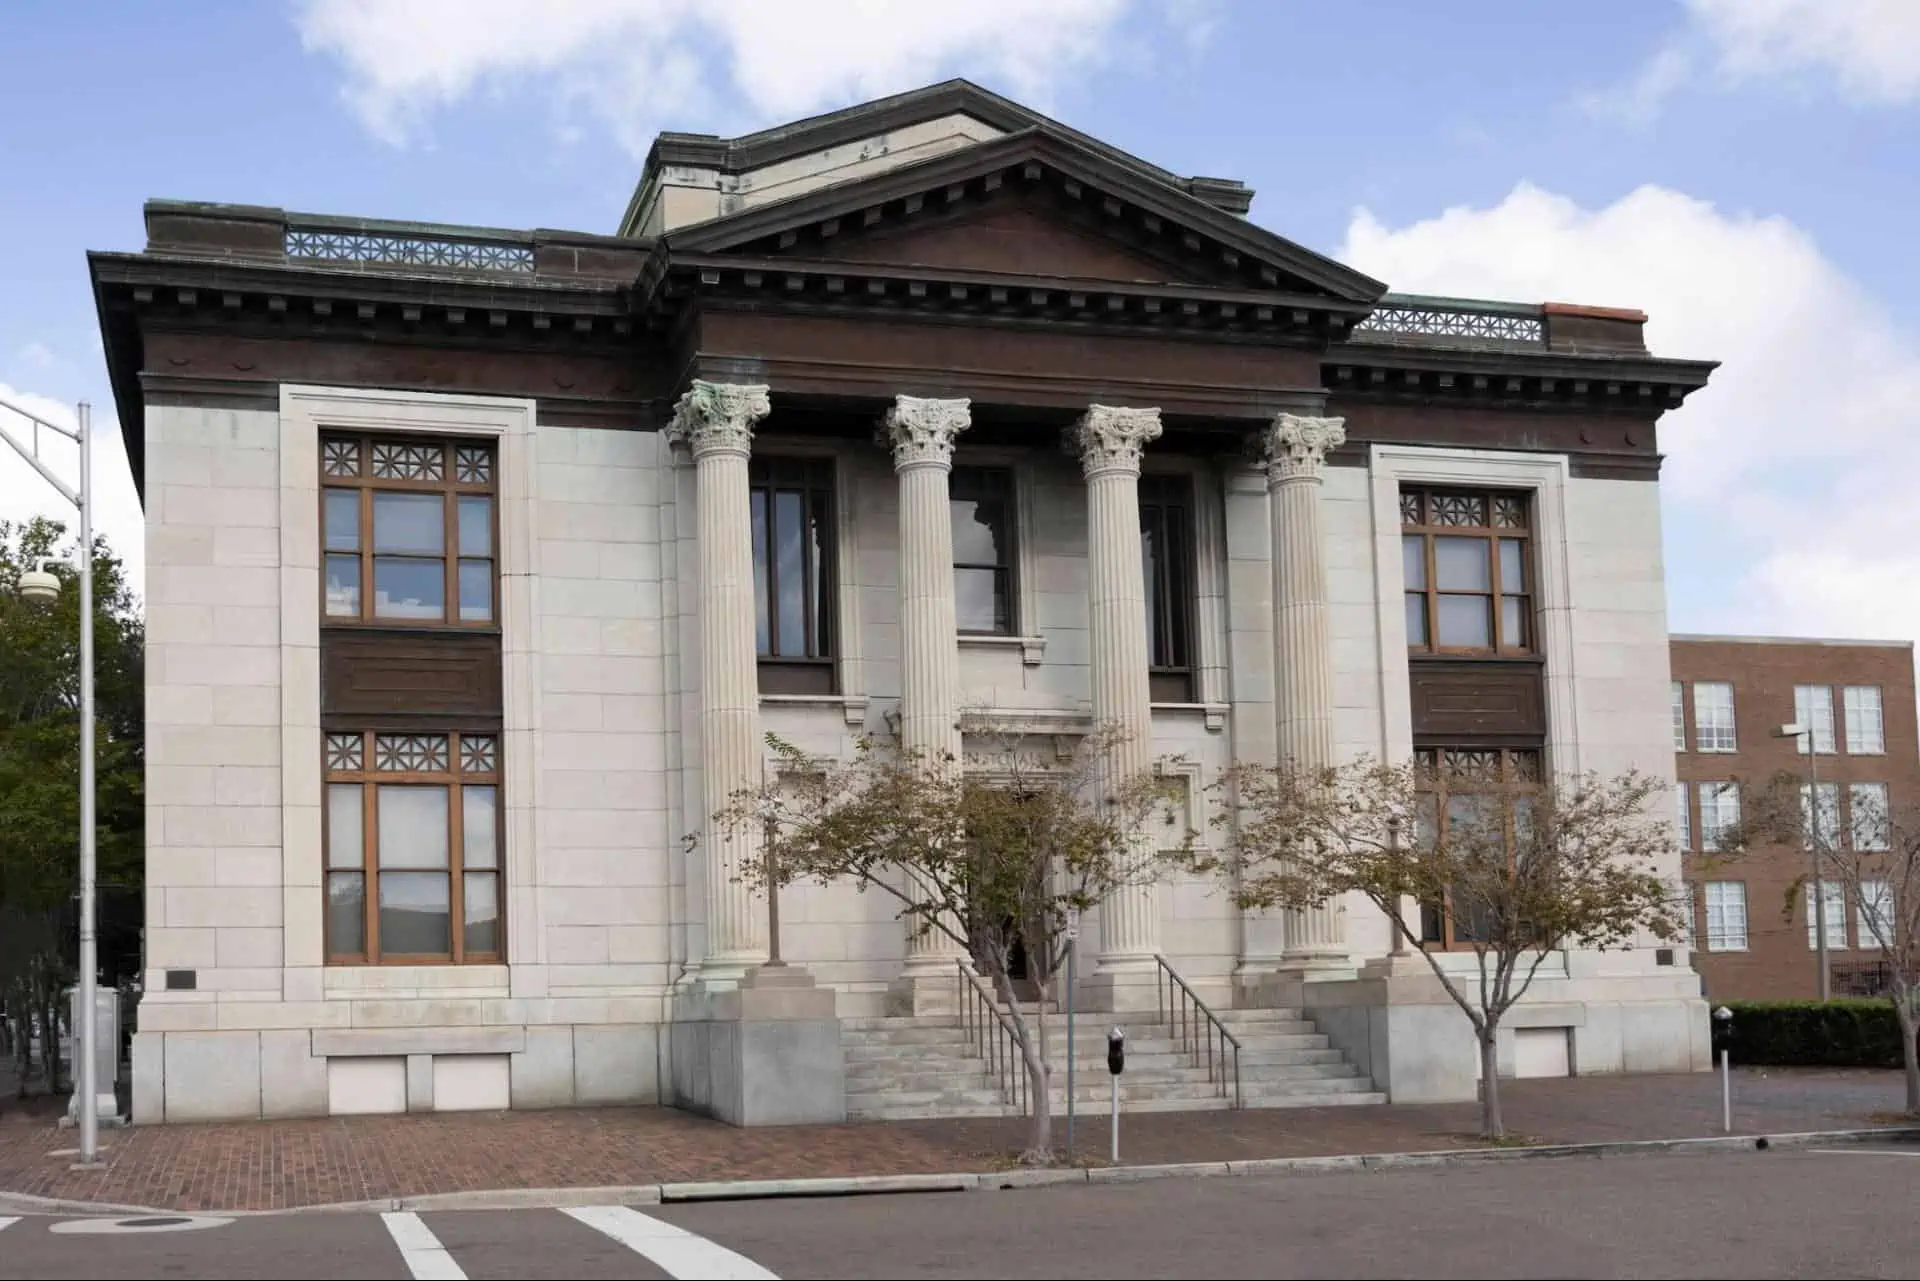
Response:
[843,1007,1385,1121]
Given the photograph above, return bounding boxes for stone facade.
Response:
[102,81,1719,1122]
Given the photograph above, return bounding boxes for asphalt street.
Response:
[2,1147,1916,1280]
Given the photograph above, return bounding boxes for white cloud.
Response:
[1582,0,1920,123]
[0,388,146,601]
[1339,184,1920,644]
[295,0,1166,155]
[16,342,57,370]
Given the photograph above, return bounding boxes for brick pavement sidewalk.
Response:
[0,1068,1907,1213]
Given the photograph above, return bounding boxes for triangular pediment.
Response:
[668,129,1384,305]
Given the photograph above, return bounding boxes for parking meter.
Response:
[1106,1027,1126,1076]
[1713,1006,1734,1132]
[1711,1005,1734,1056]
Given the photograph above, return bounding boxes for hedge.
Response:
[1720,1000,1908,1068]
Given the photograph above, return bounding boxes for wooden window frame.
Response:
[321,729,504,966]
[1400,486,1533,657]
[321,434,499,631]
[750,455,838,695]
[950,465,1018,638]
[1141,473,1197,704]
[1414,746,1543,951]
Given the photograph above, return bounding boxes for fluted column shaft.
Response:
[668,381,772,979]
[1266,413,1349,968]
[886,396,971,977]
[1074,406,1164,972]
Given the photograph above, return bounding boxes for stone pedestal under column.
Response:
[670,964,846,1126]
[1073,404,1164,1012]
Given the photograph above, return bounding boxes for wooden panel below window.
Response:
[322,629,503,722]
[1409,659,1546,743]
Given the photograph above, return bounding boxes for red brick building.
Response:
[1672,635,1919,1001]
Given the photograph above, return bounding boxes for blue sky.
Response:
[3,0,1917,644]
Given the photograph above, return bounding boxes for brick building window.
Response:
[1693,682,1736,753]
[950,466,1016,636]
[1844,686,1885,755]
[1703,881,1747,951]
[323,730,502,965]
[1698,782,1741,851]
[1140,473,1196,702]
[322,435,497,626]
[1858,879,1893,949]
[1400,487,1532,654]
[1806,881,1846,951]
[1793,685,1836,754]
[1849,782,1890,851]
[1675,782,1692,850]
[750,456,837,694]
[1413,747,1542,950]
[1802,781,1841,849]
[1672,681,1686,752]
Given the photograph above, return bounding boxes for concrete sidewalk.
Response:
[0,1068,1907,1213]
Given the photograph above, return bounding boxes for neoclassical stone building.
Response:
[94,81,1717,1123]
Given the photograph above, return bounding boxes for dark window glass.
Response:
[749,457,837,691]
[321,435,494,626]
[951,467,1015,635]
[1140,474,1196,702]
[1414,747,1543,950]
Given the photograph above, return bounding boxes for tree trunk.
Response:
[989,965,1052,1162]
[1479,1025,1503,1140]
[1896,996,1920,1118]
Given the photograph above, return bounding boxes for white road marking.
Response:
[0,1217,17,1233]
[563,1204,779,1280]
[1808,1148,1920,1157]
[380,1211,467,1280]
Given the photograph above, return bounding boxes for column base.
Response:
[888,960,965,1016]
[1276,949,1355,981]
[1080,958,1161,1013]
[1358,951,1437,980]
[670,964,844,1127]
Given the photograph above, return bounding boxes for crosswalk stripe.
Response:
[379,1211,467,1280]
[563,1205,779,1280]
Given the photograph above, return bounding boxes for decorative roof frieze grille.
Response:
[286,226,536,275]
[1351,295,1544,350]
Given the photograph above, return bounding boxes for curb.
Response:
[4,1126,1915,1217]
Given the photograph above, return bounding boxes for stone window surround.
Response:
[1368,445,1581,774]
[280,385,540,1003]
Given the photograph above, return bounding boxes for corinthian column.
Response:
[1073,405,1164,1010]
[1266,413,1350,973]
[883,395,972,1011]
[667,380,772,982]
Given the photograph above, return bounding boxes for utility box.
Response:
[65,987,122,1127]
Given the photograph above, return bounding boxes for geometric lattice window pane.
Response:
[1430,493,1487,527]
[454,446,493,485]
[459,734,497,774]
[322,438,361,478]
[1492,495,1528,529]
[1445,749,1503,781]
[325,731,364,772]
[1508,750,1541,782]
[371,441,446,481]
[1400,491,1422,526]
[375,733,450,773]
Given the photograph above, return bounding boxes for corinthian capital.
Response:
[883,395,971,471]
[665,380,771,460]
[1262,413,1346,483]
[1070,404,1163,479]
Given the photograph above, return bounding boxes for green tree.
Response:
[0,517,144,1093]
[1190,757,1681,1139]
[716,727,1192,1163]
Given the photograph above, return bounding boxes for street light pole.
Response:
[0,396,99,1164]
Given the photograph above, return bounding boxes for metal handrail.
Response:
[956,959,1028,1114]
[1153,954,1242,1108]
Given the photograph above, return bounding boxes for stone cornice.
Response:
[883,395,971,471]
[666,380,771,460]
[1071,405,1164,479]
